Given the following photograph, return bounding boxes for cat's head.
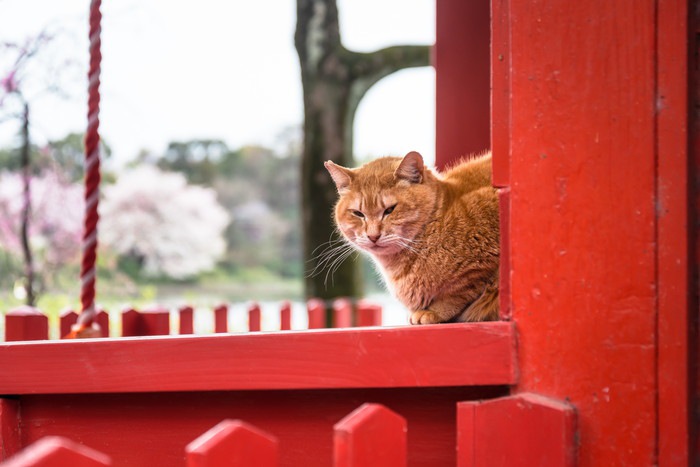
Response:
[324,151,436,257]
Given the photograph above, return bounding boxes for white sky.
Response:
[0,0,435,168]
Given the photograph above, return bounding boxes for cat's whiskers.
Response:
[323,245,358,287]
[306,239,356,278]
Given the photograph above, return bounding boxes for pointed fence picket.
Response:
[185,420,278,467]
[334,403,407,467]
[3,299,384,341]
[1,436,112,467]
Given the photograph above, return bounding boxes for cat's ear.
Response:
[395,151,425,184]
[324,161,354,194]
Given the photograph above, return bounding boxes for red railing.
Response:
[2,396,575,466]
[3,299,383,342]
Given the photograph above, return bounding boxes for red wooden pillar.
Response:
[497,0,692,464]
[434,0,490,169]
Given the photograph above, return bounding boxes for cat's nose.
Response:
[368,234,381,243]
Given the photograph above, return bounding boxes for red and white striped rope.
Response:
[75,0,102,335]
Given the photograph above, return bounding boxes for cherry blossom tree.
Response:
[0,171,84,292]
[100,166,230,279]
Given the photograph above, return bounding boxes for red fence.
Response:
[3,299,383,342]
[2,397,575,466]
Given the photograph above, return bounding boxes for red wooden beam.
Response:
[0,322,516,394]
[434,0,490,169]
[2,436,111,467]
[334,403,406,467]
[457,393,576,467]
[186,420,278,467]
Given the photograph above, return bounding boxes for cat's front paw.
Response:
[410,310,441,325]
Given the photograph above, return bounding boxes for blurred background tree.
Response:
[295,0,430,303]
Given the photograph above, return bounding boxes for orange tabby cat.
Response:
[324,151,499,324]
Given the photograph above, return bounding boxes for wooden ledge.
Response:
[0,322,516,394]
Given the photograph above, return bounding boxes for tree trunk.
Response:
[295,0,430,302]
[20,102,35,306]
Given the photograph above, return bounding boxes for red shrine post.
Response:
[436,0,696,465]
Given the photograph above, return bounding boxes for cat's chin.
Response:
[359,243,400,257]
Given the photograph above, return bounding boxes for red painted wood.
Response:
[656,0,691,465]
[2,436,111,467]
[334,403,406,467]
[61,310,109,339]
[490,0,510,188]
[497,189,511,320]
[279,301,292,330]
[214,304,227,333]
[356,301,382,327]
[457,393,576,467]
[1,398,20,460]
[179,306,194,335]
[5,307,48,342]
[248,303,261,332]
[506,0,658,464]
[333,298,353,328]
[186,420,278,467]
[0,322,516,393]
[17,388,501,467]
[692,1,700,463]
[307,299,325,329]
[121,308,169,337]
[60,310,78,339]
[434,0,490,169]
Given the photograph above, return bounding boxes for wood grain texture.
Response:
[0,322,516,394]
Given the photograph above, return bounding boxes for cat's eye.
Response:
[351,210,365,218]
[384,205,397,216]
